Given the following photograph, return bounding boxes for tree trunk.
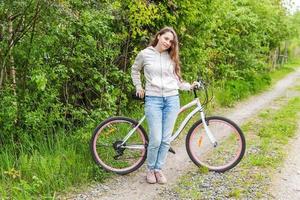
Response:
[8,13,18,126]
[0,50,4,88]
[0,66,6,89]
[0,28,6,89]
[8,13,17,96]
[284,41,288,64]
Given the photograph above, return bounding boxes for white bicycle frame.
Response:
[120,97,217,149]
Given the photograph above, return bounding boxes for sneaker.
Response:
[146,170,156,184]
[155,170,167,184]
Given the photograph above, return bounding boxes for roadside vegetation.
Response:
[0,0,300,199]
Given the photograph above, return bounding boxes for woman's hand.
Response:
[136,88,145,99]
[190,81,200,90]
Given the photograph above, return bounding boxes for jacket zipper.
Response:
[160,53,164,97]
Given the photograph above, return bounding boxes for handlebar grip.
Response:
[131,93,145,101]
[195,82,201,89]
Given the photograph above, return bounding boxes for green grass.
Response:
[214,59,300,107]
[0,133,111,199]
[285,57,300,68]
[228,188,242,198]
[270,66,294,84]
[269,58,300,85]
[243,97,300,169]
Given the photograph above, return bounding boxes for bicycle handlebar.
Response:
[192,78,211,107]
[131,78,209,104]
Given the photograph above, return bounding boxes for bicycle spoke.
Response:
[96,142,111,147]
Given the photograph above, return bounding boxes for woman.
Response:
[131,27,196,184]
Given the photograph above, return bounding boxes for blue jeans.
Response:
[145,95,180,171]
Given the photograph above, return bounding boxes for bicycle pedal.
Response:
[168,147,176,154]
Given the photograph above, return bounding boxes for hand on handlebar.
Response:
[191,81,202,90]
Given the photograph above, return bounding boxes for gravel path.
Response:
[64,68,300,200]
[270,121,300,199]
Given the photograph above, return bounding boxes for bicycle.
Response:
[90,80,246,175]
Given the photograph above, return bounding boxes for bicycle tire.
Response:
[186,116,246,172]
[90,116,148,175]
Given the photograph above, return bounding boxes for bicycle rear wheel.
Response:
[186,116,245,172]
[90,116,148,175]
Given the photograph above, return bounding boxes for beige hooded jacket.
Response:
[131,46,191,97]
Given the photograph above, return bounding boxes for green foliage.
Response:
[215,73,271,106]
[288,11,300,59]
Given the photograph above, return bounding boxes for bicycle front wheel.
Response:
[90,116,148,175]
[186,116,246,172]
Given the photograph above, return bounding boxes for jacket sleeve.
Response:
[173,72,191,91]
[173,70,192,90]
[131,51,144,91]
[177,79,191,91]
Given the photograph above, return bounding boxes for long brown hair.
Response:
[149,27,182,81]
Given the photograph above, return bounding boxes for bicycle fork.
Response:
[197,103,218,147]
